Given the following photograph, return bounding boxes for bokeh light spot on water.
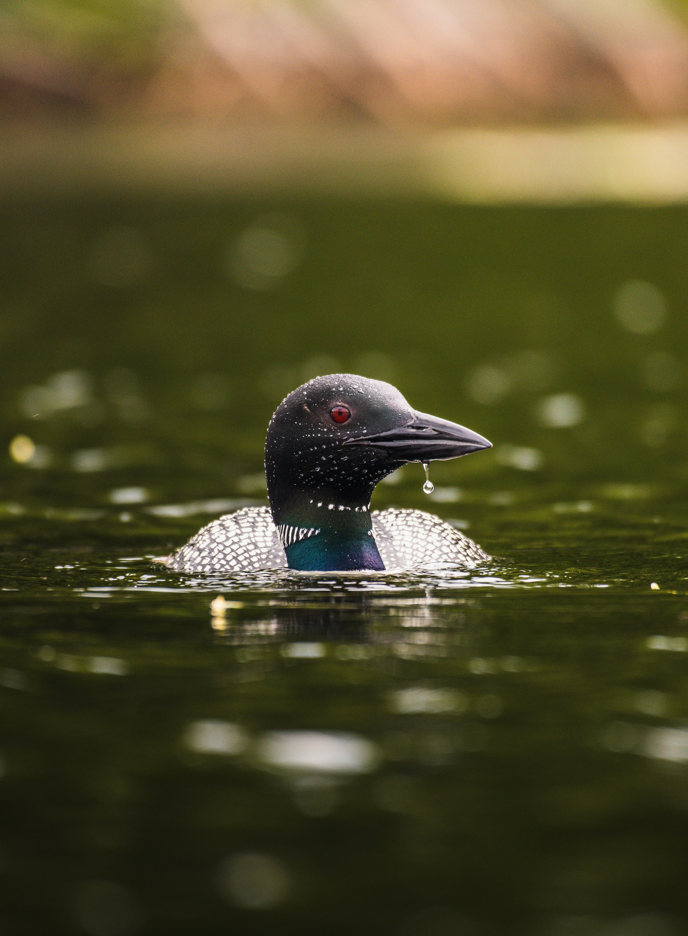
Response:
[495,444,543,471]
[536,393,585,428]
[89,226,151,289]
[225,213,306,290]
[447,518,470,530]
[381,467,405,485]
[553,501,593,513]
[215,852,290,910]
[643,727,688,763]
[45,653,127,675]
[19,369,93,419]
[389,687,466,714]
[86,657,128,676]
[466,364,511,405]
[209,595,243,614]
[614,280,667,334]
[19,387,50,420]
[73,879,142,936]
[183,720,247,756]
[148,498,246,518]
[428,486,462,503]
[9,434,35,464]
[71,449,114,473]
[257,730,378,774]
[210,595,228,630]
[0,502,23,516]
[281,642,325,658]
[108,487,149,505]
[646,635,688,652]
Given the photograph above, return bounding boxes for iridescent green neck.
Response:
[272,494,384,572]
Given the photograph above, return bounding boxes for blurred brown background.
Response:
[4,0,688,126]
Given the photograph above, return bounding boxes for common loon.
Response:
[164,374,491,573]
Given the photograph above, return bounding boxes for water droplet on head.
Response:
[422,463,434,495]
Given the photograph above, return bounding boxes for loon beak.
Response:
[345,410,492,462]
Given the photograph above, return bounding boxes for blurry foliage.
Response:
[3,0,688,122]
[670,0,688,16]
[1,0,688,80]
[0,0,176,71]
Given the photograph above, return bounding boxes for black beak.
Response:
[344,410,492,462]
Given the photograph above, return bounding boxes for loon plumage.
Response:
[164,374,492,573]
[166,506,488,572]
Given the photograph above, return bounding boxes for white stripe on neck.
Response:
[276,524,321,549]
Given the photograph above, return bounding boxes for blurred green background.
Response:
[2,198,687,507]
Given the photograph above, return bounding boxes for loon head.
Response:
[265,373,491,571]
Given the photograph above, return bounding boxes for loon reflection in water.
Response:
[164,374,492,573]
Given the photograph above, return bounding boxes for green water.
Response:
[2,198,688,935]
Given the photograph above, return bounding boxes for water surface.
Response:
[1,198,688,935]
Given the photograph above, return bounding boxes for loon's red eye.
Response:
[330,406,351,424]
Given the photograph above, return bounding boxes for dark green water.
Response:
[1,197,688,935]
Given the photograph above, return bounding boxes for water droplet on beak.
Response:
[422,462,434,495]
